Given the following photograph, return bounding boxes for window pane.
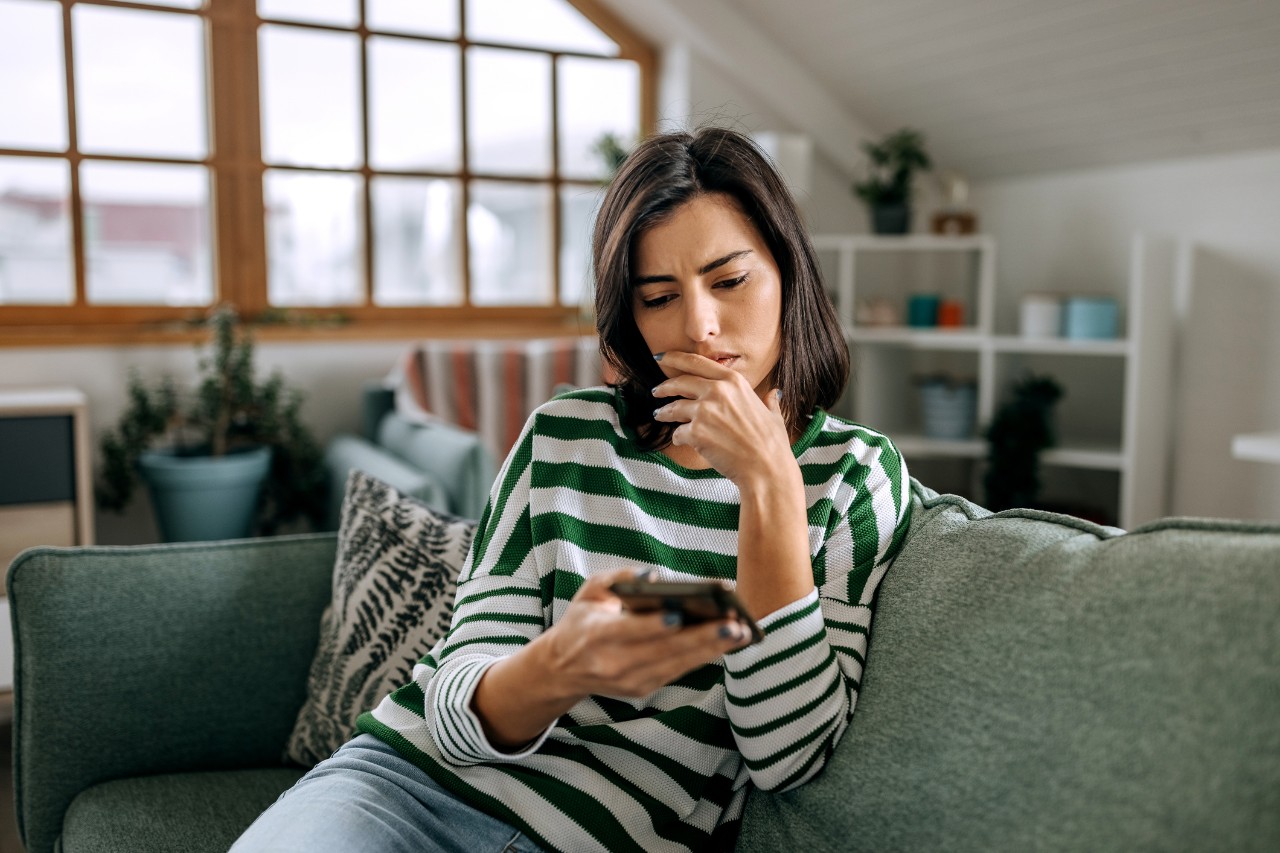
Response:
[72,5,207,159]
[260,26,361,169]
[466,0,618,56]
[81,161,211,306]
[560,184,600,309]
[369,38,459,172]
[468,181,552,306]
[558,57,639,180]
[257,0,356,27]
[467,48,550,176]
[372,177,462,306]
[141,1,204,8]
[265,170,363,306]
[0,156,72,305]
[0,0,67,152]
[367,0,457,37]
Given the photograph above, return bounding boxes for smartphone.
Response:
[609,579,764,644]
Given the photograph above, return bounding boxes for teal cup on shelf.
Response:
[907,294,941,327]
[1063,296,1119,339]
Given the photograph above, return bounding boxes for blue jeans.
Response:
[230,734,545,853]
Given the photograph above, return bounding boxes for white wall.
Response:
[972,147,1280,521]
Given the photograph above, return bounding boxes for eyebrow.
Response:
[632,249,753,286]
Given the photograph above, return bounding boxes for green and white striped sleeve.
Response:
[720,431,910,792]
[421,419,555,766]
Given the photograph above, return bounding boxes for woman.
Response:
[232,127,910,853]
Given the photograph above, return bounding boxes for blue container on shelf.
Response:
[1063,296,1119,340]
[918,379,977,440]
[907,294,941,327]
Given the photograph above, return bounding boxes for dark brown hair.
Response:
[593,126,849,449]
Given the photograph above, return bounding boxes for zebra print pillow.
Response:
[285,468,476,767]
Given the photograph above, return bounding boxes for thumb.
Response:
[577,567,653,602]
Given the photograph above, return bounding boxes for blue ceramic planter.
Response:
[138,446,273,542]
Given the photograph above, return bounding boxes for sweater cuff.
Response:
[724,588,824,671]
[427,656,555,765]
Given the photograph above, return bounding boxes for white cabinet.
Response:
[813,233,1177,529]
[0,387,95,691]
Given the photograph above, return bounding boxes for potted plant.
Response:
[982,374,1064,512]
[592,131,632,180]
[851,128,932,234]
[96,304,327,542]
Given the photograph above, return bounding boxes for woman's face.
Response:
[631,193,783,400]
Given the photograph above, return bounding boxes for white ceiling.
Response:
[692,0,1280,179]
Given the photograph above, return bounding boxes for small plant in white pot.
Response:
[95,305,326,541]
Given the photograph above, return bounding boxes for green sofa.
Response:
[9,481,1280,853]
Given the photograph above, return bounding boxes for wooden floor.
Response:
[1,692,24,853]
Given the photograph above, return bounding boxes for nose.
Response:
[683,289,719,342]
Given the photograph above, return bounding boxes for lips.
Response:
[697,352,739,366]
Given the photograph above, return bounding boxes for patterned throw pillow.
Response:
[285,468,477,767]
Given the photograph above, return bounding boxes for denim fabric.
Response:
[230,735,544,853]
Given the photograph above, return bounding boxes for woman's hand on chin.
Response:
[651,351,794,489]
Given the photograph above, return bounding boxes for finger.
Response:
[625,619,752,682]
[652,398,696,424]
[653,351,735,381]
[652,373,716,402]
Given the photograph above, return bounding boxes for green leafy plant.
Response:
[982,374,1064,512]
[592,131,632,180]
[96,304,327,535]
[851,127,933,206]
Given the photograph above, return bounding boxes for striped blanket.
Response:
[391,337,607,459]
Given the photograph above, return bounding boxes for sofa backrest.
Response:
[740,480,1280,851]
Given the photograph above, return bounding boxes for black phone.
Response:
[609,579,764,644]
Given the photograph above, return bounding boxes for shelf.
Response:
[892,435,1125,471]
[1040,443,1125,471]
[846,326,987,350]
[814,234,993,252]
[992,336,1131,356]
[892,435,987,459]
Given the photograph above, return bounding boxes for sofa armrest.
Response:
[323,434,451,530]
[376,413,496,520]
[6,533,337,853]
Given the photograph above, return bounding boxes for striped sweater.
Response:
[357,387,911,853]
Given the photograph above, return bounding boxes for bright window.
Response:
[0,0,653,333]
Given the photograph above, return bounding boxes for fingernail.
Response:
[652,408,662,419]
[775,389,782,401]
[653,352,665,362]
[664,611,683,627]
[651,386,662,396]
[718,624,735,639]
[636,569,655,582]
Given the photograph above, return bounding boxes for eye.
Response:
[714,273,750,290]
[639,293,676,309]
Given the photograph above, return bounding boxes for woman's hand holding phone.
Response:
[472,568,753,750]
[540,569,754,699]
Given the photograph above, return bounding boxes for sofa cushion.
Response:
[285,469,477,767]
[59,768,304,853]
[739,480,1280,852]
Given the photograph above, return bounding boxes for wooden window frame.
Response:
[0,0,655,343]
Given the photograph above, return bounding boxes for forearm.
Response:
[734,460,814,620]
[470,635,582,750]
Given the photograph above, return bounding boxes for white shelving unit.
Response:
[813,233,1178,529]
